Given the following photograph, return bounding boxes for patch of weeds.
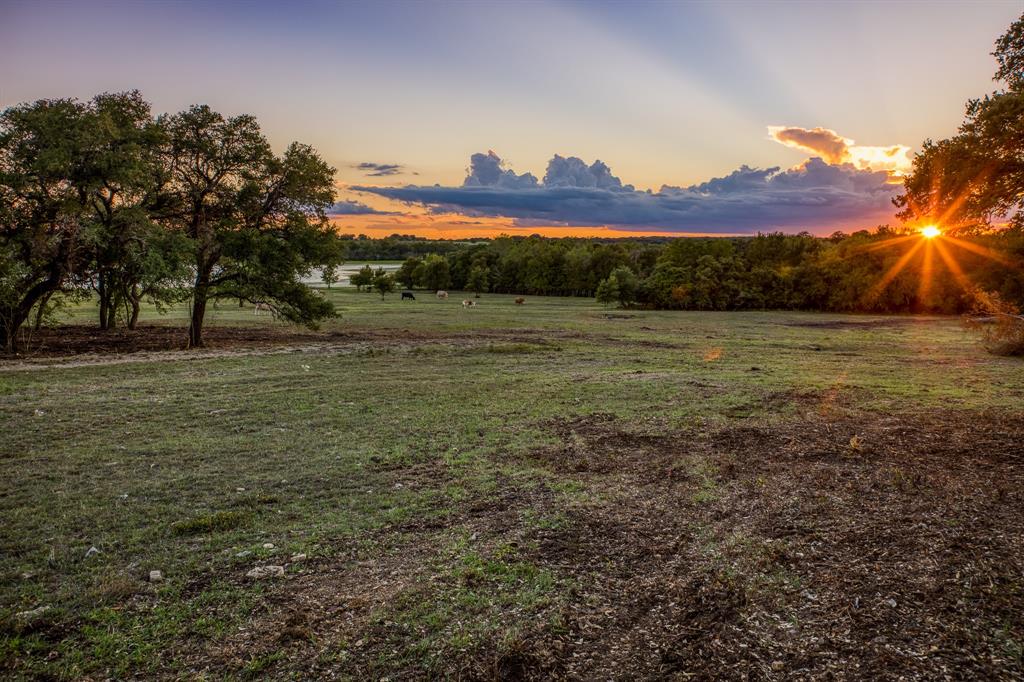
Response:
[170,510,248,536]
[241,650,286,678]
[691,458,721,504]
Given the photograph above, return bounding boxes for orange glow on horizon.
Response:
[329,214,751,240]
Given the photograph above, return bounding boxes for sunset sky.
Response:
[1,0,1020,238]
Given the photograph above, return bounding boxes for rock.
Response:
[290,553,307,563]
[84,546,100,559]
[246,565,285,579]
[16,605,51,623]
[771,661,784,671]
[235,550,252,558]
[149,570,164,583]
[262,543,275,549]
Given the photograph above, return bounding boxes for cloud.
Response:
[328,200,399,216]
[463,150,538,188]
[355,162,404,176]
[543,155,633,191]
[768,126,851,164]
[353,152,899,233]
[768,125,912,175]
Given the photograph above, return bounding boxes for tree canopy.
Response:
[0,92,344,352]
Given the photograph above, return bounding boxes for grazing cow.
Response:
[514,297,525,305]
[436,290,449,300]
[462,299,476,308]
[254,302,274,316]
[401,291,416,301]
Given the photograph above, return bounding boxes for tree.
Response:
[0,98,92,353]
[82,92,188,330]
[466,262,489,297]
[596,265,639,308]
[320,239,345,290]
[415,253,451,291]
[372,268,395,299]
[896,13,1024,230]
[321,263,339,289]
[395,256,422,289]
[162,105,338,347]
[350,263,374,291]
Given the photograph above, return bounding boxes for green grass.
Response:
[2,288,1022,678]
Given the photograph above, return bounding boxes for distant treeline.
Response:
[337,233,677,261]
[385,229,1024,313]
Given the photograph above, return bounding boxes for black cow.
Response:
[401,291,416,301]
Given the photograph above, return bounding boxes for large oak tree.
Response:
[162,105,339,348]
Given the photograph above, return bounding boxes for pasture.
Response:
[2,289,1023,679]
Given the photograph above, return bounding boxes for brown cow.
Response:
[462,299,476,307]
[514,297,525,305]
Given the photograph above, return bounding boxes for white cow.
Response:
[437,290,449,300]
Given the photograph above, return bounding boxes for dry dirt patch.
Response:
[523,408,1024,679]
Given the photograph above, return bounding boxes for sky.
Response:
[1,0,1020,238]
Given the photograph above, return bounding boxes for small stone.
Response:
[33,409,45,417]
[235,550,252,558]
[885,598,897,608]
[771,661,784,671]
[84,546,100,559]
[236,487,246,492]
[16,605,51,623]
[149,570,164,583]
[246,565,285,579]
[262,543,275,549]
[290,553,307,563]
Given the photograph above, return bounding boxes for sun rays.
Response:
[863,224,1011,307]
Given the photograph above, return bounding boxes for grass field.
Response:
[2,289,1023,679]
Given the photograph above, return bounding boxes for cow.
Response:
[401,291,416,301]
[436,290,449,300]
[514,297,525,305]
[462,299,476,307]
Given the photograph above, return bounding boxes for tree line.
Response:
[0,91,345,352]
[381,229,1023,313]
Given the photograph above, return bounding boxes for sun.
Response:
[920,225,941,238]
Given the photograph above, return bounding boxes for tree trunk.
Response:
[188,271,210,349]
[98,272,110,330]
[33,291,55,332]
[3,301,34,354]
[128,284,141,330]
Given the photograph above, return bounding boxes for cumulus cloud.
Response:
[768,125,912,175]
[355,162,404,176]
[353,151,899,233]
[543,155,634,191]
[327,200,399,216]
[463,150,538,188]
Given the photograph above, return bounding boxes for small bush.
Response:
[965,290,1024,356]
[171,510,247,536]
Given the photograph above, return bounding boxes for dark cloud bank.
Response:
[327,200,398,216]
[354,150,899,233]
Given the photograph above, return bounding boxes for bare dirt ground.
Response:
[182,404,1024,680]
